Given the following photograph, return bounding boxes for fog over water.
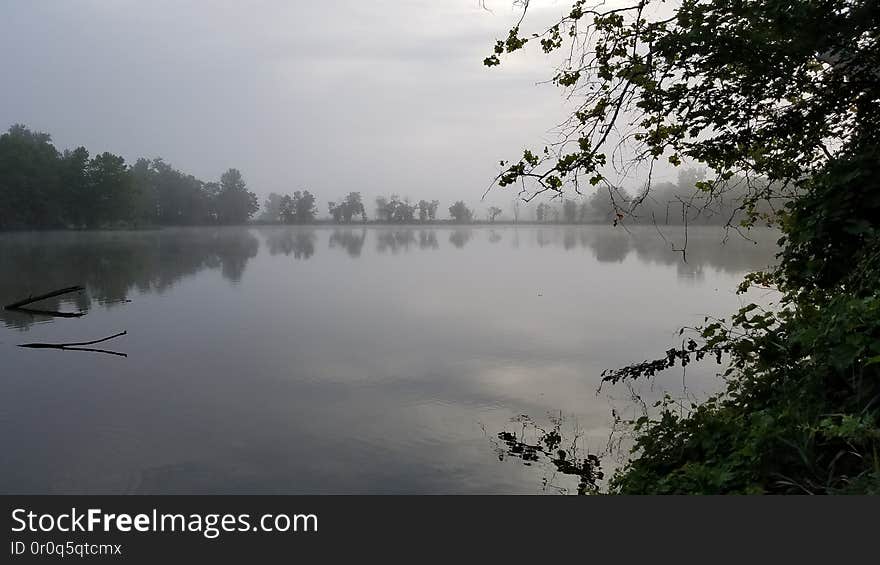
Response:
[0,226,778,493]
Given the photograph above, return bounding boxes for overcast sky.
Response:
[0,0,595,217]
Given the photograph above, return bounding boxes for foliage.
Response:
[448,200,474,223]
[280,190,318,224]
[260,192,287,223]
[488,0,880,493]
[329,192,366,223]
[375,194,417,223]
[216,168,259,224]
[0,125,259,228]
[418,199,440,222]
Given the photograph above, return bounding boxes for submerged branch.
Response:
[4,285,85,310]
[17,331,128,356]
[9,307,86,319]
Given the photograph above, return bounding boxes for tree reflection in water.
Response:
[491,413,604,495]
[329,229,366,258]
[0,228,259,329]
[265,228,316,260]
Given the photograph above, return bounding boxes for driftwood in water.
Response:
[9,307,86,319]
[4,286,85,310]
[17,331,128,357]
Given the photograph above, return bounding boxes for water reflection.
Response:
[329,229,367,258]
[0,228,258,329]
[449,228,473,249]
[376,229,416,254]
[492,414,603,495]
[0,226,778,331]
[0,224,780,494]
[265,228,316,260]
[419,230,439,250]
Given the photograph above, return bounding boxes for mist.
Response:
[0,1,581,217]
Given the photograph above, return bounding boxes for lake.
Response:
[0,225,778,494]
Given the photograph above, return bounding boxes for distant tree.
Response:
[331,192,366,223]
[392,197,415,223]
[584,190,614,224]
[562,199,578,223]
[59,146,91,227]
[260,192,286,222]
[215,168,258,224]
[280,190,317,223]
[86,152,133,227]
[328,201,344,222]
[418,199,431,222]
[0,124,62,228]
[279,194,294,223]
[129,157,158,223]
[295,190,317,222]
[376,195,416,223]
[375,196,391,222]
[2,124,273,228]
[448,201,473,223]
[150,158,212,224]
[511,198,521,223]
[488,206,503,222]
[343,192,366,222]
[417,199,440,222]
[535,202,547,223]
[279,191,317,224]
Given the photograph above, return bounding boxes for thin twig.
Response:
[18,331,127,349]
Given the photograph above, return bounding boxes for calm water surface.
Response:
[0,225,777,493]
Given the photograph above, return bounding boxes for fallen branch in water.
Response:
[17,331,128,357]
[4,286,85,310]
[9,307,86,319]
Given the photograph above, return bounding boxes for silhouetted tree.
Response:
[59,146,91,227]
[562,199,578,224]
[280,190,317,223]
[260,192,286,222]
[329,192,366,223]
[344,192,366,222]
[535,202,548,223]
[488,206,503,222]
[448,201,473,223]
[376,195,416,223]
[215,168,258,224]
[0,125,62,228]
[417,199,440,222]
[375,196,391,222]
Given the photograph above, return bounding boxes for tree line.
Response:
[0,124,260,229]
[0,123,767,231]
[259,192,478,224]
[0,125,485,229]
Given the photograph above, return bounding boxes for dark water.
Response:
[0,225,778,493]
